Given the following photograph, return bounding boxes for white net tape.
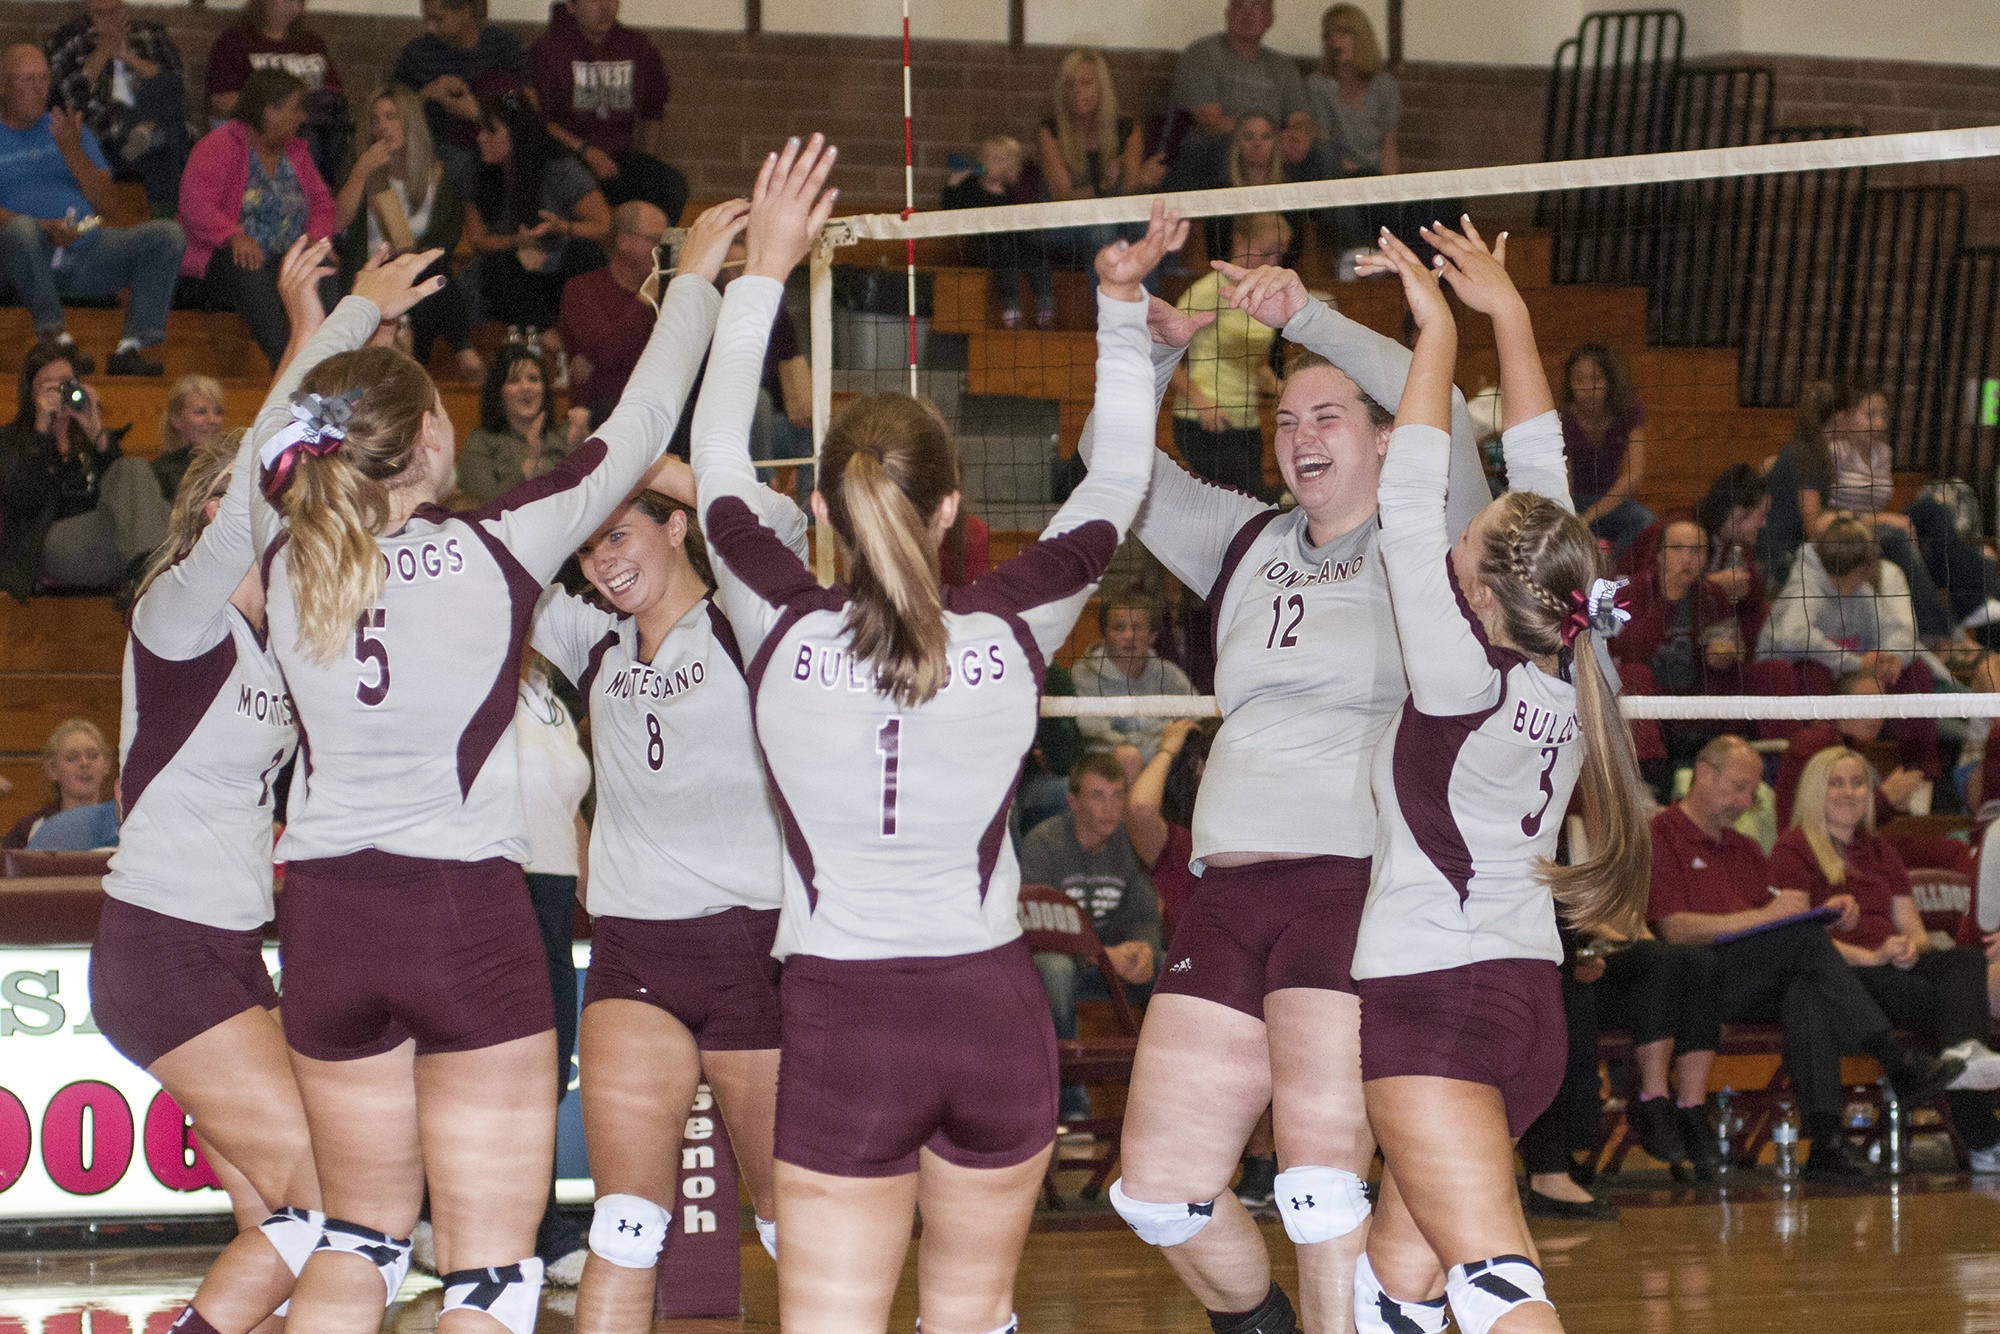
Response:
[1040,693,2000,721]
[824,124,2000,244]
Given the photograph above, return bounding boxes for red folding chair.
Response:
[1017,883,1141,1205]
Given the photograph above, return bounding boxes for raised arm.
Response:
[480,200,748,584]
[694,139,840,662]
[1223,257,1489,537]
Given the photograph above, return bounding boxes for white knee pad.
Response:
[1354,1254,1448,1334]
[441,1258,545,1334]
[755,1215,778,1261]
[314,1218,413,1306]
[1272,1166,1370,1246]
[1446,1256,1550,1334]
[917,1317,1015,1334]
[588,1193,670,1269]
[1108,1178,1217,1247]
[258,1207,326,1277]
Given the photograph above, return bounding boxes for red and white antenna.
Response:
[900,0,918,396]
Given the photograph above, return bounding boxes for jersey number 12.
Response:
[876,717,901,838]
[1266,594,1303,650]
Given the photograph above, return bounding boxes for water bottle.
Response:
[1772,1099,1801,1180]
[1879,1075,1906,1175]
[1713,1089,1737,1176]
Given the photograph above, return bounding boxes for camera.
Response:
[57,379,88,411]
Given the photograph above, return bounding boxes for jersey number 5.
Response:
[1521,746,1561,837]
[876,717,901,838]
[355,609,390,707]
[1265,594,1303,650]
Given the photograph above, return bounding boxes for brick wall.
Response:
[2,4,1990,230]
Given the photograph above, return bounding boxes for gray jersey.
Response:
[239,277,720,865]
[531,489,806,920]
[1358,414,1580,979]
[692,278,1156,961]
[1079,297,1487,868]
[107,431,297,929]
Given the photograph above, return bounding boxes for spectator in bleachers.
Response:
[205,0,350,188]
[1690,461,1771,643]
[1774,746,2000,1171]
[1909,479,2000,641]
[1124,716,1211,944]
[0,340,169,600]
[1072,580,1198,779]
[529,0,686,222]
[43,0,187,215]
[392,0,528,171]
[941,135,1053,329]
[1036,49,1163,271]
[1560,341,1655,559]
[557,197,661,412]
[0,45,180,378]
[458,344,576,502]
[2,717,109,848]
[1169,211,1286,498]
[1169,0,1318,166]
[1020,750,1163,1124]
[1164,111,1324,262]
[335,85,479,380]
[150,373,223,501]
[464,90,609,348]
[1305,4,1399,178]
[1650,734,1967,1177]
[1013,663,1084,847]
[179,67,336,371]
[1775,672,1928,829]
[1761,378,1952,641]
[1757,516,1941,780]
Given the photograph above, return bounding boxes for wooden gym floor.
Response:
[6,1177,2000,1334]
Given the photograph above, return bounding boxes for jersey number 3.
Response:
[1521,746,1561,836]
[876,717,901,838]
[355,609,390,707]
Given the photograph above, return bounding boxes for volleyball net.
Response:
[778,122,2000,753]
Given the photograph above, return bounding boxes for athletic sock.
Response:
[1208,1283,1298,1334]
[168,1307,222,1334]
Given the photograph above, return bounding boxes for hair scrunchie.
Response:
[1563,575,1631,647]
[259,388,363,502]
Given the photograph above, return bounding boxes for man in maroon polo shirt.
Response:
[558,199,664,413]
[1650,734,1964,1177]
[530,0,686,221]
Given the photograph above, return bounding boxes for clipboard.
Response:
[1714,904,1842,944]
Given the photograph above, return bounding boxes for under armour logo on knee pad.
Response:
[1289,1194,1314,1211]
[1188,1200,1215,1218]
[616,1219,644,1236]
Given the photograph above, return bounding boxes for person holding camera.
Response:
[0,339,169,600]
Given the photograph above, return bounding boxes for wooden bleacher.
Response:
[0,597,124,838]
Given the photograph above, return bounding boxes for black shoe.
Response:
[1629,1096,1691,1170]
[53,338,95,376]
[1801,1133,1873,1179]
[1234,1154,1277,1208]
[1884,1050,1968,1104]
[106,346,164,377]
[1525,1186,1619,1221]
[1678,1104,1723,1180]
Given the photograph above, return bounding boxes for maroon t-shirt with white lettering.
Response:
[530,15,668,158]
[1647,803,1773,922]
[205,24,344,117]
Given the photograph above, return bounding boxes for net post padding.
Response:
[1038,693,2000,721]
[822,124,2000,245]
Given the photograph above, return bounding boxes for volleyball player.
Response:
[219,198,747,1334]
[689,135,1173,1334]
[532,450,806,1330]
[1348,221,1649,1334]
[88,237,385,1334]
[1090,253,1486,1334]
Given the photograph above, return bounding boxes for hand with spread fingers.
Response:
[276,235,340,343]
[1421,216,1525,321]
[1144,295,1217,350]
[1356,227,1453,335]
[351,247,449,324]
[744,135,841,283]
[680,198,752,285]
[1095,198,1186,302]
[1213,259,1308,330]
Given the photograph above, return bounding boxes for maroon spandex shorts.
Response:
[775,939,1057,1178]
[90,897,279,1070]
[584,907,783,1050]
[278,850,555,1062]
[1151,854,1370,1017]
[1357,958,1564,1138]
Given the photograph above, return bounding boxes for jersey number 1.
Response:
[876,717,901,838]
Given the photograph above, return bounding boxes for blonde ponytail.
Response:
[1545,632,1650,935]
[819,393,961,708]
[273,347,437,661]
